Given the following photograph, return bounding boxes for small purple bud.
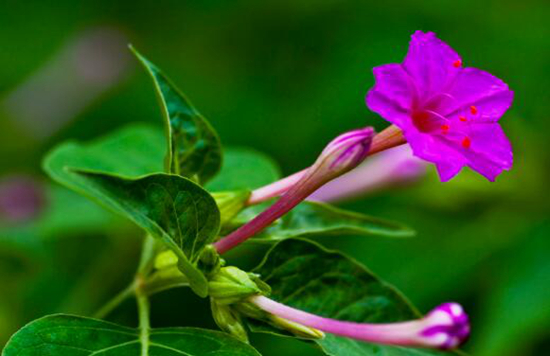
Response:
[419,303,470,349]
[320,127,375,173]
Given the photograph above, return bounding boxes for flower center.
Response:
[411,110,443,133]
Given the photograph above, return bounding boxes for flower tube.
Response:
[247,125,405,205]
[308,144,427,203]
[251,295,469,350]
[214,126,379,254]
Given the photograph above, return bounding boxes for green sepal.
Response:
[208,266,262,305]
[212,190,251,227]
[211,299,249,343]
[198,244,225,277]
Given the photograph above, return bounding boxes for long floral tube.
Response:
[308,145,427,203]
[250,295,470,350]
[247,125,406,205]
[214,126,378,254]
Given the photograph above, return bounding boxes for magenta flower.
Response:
[366,31,513,181]
[251,295,470,349]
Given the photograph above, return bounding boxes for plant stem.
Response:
[136,276,151,356]
[93,281,136,319]
[92,235,158,319]
[137,234,156,275]
[135,235,154,356]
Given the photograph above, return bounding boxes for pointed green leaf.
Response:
[131,47,222,183]
[64,171,220,297]
[249,238,457,356]
[241,201,414,243]
[2,314,261,356]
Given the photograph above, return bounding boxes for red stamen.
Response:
[441,124,450,133]
[459,116,467,122]
[452,60,462,68]
[461,137,471,149]
[470,106,478,115]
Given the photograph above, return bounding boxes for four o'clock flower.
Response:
[250,295,470,350]
[366,31,513,182]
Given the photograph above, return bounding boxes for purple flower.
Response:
[366,31,513,181]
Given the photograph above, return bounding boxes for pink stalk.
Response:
[247,125,406,205]
[251,295,469,350]
[308,145,427,203]
[214,126,379,254]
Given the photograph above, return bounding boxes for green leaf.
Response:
[131,46,223,184]
[43,124,166,182]
[243,201,414,243]
[249,238,454,356]
[63,171,220,297]
[207,147,281,191]
[2,314,261,356]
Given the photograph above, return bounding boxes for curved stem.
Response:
[247,125,406,206]
[214,174,323,254]
[93,281,136,319]
[248,169,307,205]
[93,235,157,319]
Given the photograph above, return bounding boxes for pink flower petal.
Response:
[403,31,462,101]
[365,64,415,127]
[442,67,514,122]
[403,129,466,174]
[463,123,513,181]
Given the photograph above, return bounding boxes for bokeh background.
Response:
[1,1,549,355]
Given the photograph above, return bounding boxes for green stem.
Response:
[136,278,151,356]
[92,235,157,319]
[136,235,154,356]
[138,234,157,274]
[93,281,136,319]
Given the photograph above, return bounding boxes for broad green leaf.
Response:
[64,171,220,297]
[2,314,261,356]
[43,124,165,182]
[207,148,281,191]
[131,47,222,183]
[239,201,414,243]
[250,238,455,356]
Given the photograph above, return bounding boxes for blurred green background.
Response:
[1,0,549,355]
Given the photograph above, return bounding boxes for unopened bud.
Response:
[211,299,249,343]
[214,127,375,254]
[154,249,178,270]
[208,266,261,305]
[313,127,375,180]
[212,191,250,226]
